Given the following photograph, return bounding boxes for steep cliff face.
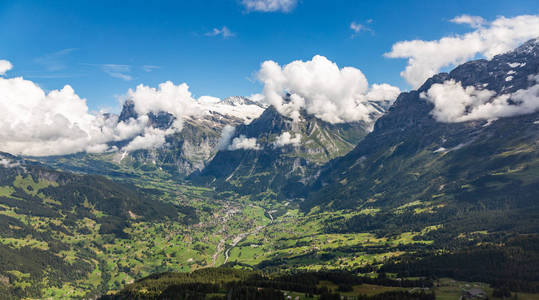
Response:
[123,115,241,177]
[120,96,269,177]
[191,100,389,199]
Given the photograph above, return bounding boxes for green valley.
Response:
[0,8,538,300]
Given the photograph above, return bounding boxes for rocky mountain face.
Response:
[36,97,266,179]
[115,96,267,177]
[306,39,539,216]
[191,100,389,199]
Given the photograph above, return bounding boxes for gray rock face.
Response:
[115,90,388,182]
[191,103,384,199]
[118,100,137,122]
[125,113,248,177]
[447,38,538,94]
[113,96,267,177]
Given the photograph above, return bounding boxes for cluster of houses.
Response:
[461,288,487,299]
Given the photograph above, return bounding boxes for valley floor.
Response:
[1,172,538,299]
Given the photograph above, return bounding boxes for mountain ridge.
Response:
[190,102,387,198]
[306,38,539,212]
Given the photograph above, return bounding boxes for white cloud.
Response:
[385,15,539,88]
[249,93,265,102]
[0,60,12,75]
[205,26,235,38]
[350,21,373,36]
[241,0,297,12]
[350,22,364,33]
[422,76,539,122]
[0,60,265,157]
[228,135,261,150]
[421,79,495,122]
[273,131,301,147]
[366,83,401,101]
[118,82,265,151]
[142,65,160,72]
[34,48,76,71]
[217,125,236,150]
[450,14,485,28]
[257,55,400,123]
[0,158,20,168]
[101,64,132,81]
[126,81,264,125]
[126,81,201,120]
[0,73,152,156]
[123,127,171,152]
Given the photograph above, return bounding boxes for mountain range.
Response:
[0,39,538,299]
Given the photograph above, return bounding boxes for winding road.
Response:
[210,208,273,266]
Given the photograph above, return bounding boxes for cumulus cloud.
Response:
[0,58,265,157]
[0,60,12,75]
[115,82,265,152]
[422,76,539,122]
[385,15,539,88]
[126,81,264,125]
[366,83,401,101]
[273,131,301,147]
[217,125,236,150]
[0,73,152,156]
[228,135,261,150]
[241,0,297,13]
[123,127,172,152]
[127,81,200,120]
[205,26,235,38]
[257,55,400,123]
[118,82,264,151]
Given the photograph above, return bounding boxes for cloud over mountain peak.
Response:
[386,15,539,88]
[257,55,400,124]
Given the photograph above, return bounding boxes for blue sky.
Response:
[1,0,537,111]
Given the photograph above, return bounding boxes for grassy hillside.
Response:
[0,154,201,298]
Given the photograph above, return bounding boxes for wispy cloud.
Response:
[34,48,77,71]
[350,21,374,37]
[205,26,235,38]
[102,64,132,81]
[142,65,160,72]
[241,0,297,13]
[84,63,158,80]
